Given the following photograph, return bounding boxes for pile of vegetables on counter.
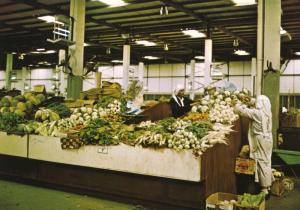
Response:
[0,88,253,156]
[192,88,252,124]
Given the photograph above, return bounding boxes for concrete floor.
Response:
[266,178,300,210]
[0,178,299,210]
[0,180,135,210]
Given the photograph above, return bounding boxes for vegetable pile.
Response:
[237,192,265,208]
[192,89,253,124]
[0,112,27,133]
[0,92,46,118]
[0,88,255,157]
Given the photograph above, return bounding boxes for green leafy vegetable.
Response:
[0,112,27,133]
[47,103,71,118]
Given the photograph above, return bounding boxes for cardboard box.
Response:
[62,99,84,108]
[271,178,285,196]
[33,84,46,93]
[206,192,236,210]
[206,192,265,210]
[235,158,256,175]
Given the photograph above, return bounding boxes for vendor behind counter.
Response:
[169,85,193,118]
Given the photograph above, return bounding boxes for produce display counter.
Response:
[28,135,202,182]
[0,120,242,210]
[0,131,28,158]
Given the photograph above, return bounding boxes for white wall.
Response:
[1,59,300,95]
[0,68,55,92]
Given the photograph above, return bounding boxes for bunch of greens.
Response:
[157,117,177,132]
[79,119,118,145]
[96,96,115,108]
[0,112,27,133]
[186,120,213,139]
[237,192,265,207]
[96,96,128,113]
[47,103,71,118]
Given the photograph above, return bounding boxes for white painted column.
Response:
[96,72,102,88]
[5,53,13,90]
[189,59,196,100]
[257,0,281,146]
[122,44,131,91]
[58,49,67,96]
[138,61,144,83]
[256,0,263,96]
[204,39,212,85]
[251,57,256,96]
[21,67,27,93]
[69,0,85,76]
[67,0,85,98]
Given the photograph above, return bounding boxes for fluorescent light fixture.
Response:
[11,52,17,54]
[36,48,45,51]
[164,43,169,51]
[93,0,128,7]
[144,56,160,60]
[234,49,250,56]
[232,0,256,6]
[24,84,30,90]
[182,29,206,38]
[111,60,123,63]
[31,50,56,54]
[38,15,64,25]
[280,27,287,35]
[295,52,300,56]
[46,50,56,54]
[135,40,157,46]
[195,56,205,60]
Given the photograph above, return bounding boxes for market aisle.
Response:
[0,180,135,210]
[1,178,299,210]
[266,178,300,210]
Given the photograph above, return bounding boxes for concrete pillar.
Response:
[122,44,130,91]
[204,39,212,85]
[5,53,13,90]
[67,0,85,99]
[96,72,102,88]
[21,67,27,93]
[138,62,144,83]
[58,49,67,96]
[251,57,256,96]
[189,59,196,100]
[256,0,263,96]
[257,0,281,145]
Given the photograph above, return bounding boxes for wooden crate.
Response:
[235,158,256,175]
[206,192,236,210]
[206,192,265,210]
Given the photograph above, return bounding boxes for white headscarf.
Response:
[256,95,272,138]
[172,84,184,107]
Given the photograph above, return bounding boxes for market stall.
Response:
[0,88,250,209]
[0,120,241,209]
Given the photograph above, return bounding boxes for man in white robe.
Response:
[235,95,274,194]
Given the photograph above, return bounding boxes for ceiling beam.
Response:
[160,0,252,46]
[12,0,69,16]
